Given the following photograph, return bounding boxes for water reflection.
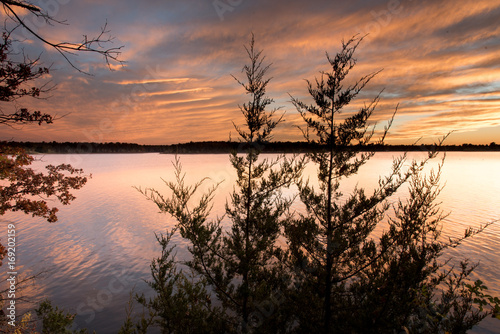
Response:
[1,152,499,333]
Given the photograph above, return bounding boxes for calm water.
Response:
[1,152,499,333]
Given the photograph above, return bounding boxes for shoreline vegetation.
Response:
[3,140,500,154]
[2,29,500,332]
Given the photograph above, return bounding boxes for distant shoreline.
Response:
[3,140,500,154]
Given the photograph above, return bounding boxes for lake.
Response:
[1,152,499,333]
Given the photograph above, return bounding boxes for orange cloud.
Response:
[2,0,500,146]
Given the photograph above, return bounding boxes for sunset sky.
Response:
[1,0,500,145]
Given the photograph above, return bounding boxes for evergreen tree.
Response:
[119,229,226,334]
[285,35,499,333]
[135,35,303,333]
[131,35,499,334]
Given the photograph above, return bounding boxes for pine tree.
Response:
[135,35,303,333]
[285,35,499,333]
[131,35,499,334]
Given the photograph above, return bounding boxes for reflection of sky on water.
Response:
[1,152,499,333]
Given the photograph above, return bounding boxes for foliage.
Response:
[284,35,413,332]
[0,30,49,101]
[0,311,37,333]
[15,312,38,334]
[130,35,499,334]
[0,0,122,127]
[35,299,92,334]
[118,290,152,334]
[119,230,227,334]
[284,35,499,333]
[0,28,53,126]
[0,144,88,222]
[132,35,303,333]
[0,300,94,333]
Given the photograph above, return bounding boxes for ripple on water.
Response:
[2,152,499,333]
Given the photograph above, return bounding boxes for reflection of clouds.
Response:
[48,240,97,282]
[3,152,499,330]
[1,0,499,144]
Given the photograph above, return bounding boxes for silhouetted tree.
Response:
[36,299,92,334]
[119,228,226,334]
[129,36,499,334]
[1,0,122,72]
[134,35,303,333]
[0,0,122,125]
[0,28,54,126]
[285,35,499,333]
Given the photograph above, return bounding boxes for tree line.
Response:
[4,140,500,154]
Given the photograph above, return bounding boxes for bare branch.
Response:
[1,1,124,74]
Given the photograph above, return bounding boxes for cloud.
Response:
[1,0,499,145]
[113,78,194,85]
[138,87,213,97]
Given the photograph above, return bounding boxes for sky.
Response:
[1,0,500,145]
